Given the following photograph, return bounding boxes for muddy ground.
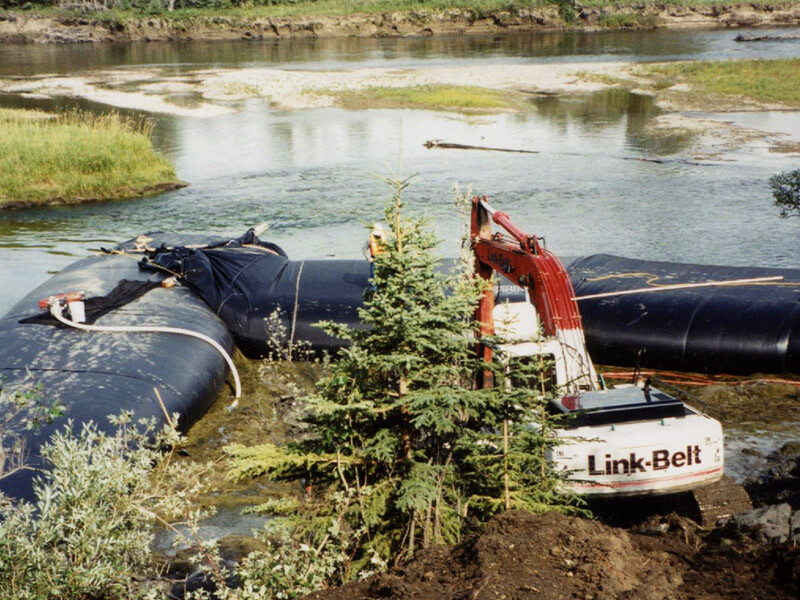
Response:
[310,510,800,600]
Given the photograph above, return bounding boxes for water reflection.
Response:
[533,88,693,155]
[1,25,799,77]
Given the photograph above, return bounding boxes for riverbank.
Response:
[0,108,182,210]
[2,1,800,44]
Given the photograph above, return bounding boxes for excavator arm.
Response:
[470,196,598,393]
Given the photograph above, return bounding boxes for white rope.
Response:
[49,302,241,403]
[573,276,784,301]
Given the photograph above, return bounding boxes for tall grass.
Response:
[0,109,178,209]
[643,59,800,106]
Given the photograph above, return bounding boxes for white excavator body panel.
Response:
[548,387,724,496]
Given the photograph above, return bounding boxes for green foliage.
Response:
[642,59,800,107]
[225,178,588,600]
[8,0,793,18]
[771,168,800,219]
[227,174,488,568]
[0,412,211,600]
[0,382,65,480]
[0,109,177,209]
[222,531,339,600]
[190,489,388,600]
[458,346,587,518]
[333,85,518,112]
[552,0,577,24]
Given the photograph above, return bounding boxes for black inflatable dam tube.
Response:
[181,245,800,375]
[0,245,234,503]
[136,233,800,376]
[569,254,800,375]
[142,238,525,358]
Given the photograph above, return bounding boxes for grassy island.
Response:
[643,59,800,107]
[333,84,521,112]
[0,109,181,210]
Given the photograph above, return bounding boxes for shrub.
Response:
[0,383,64,480]
[771,168,800,219]
[223,181,587,597]
[0,412,211,600]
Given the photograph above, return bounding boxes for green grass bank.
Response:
[0,109,181,210]
[22,0,793,20]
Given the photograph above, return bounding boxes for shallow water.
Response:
[725,427,799,484]
[1,27,800,315]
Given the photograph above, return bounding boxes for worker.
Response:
[366,223,388,286]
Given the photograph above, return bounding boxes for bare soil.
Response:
[311,510,800,600]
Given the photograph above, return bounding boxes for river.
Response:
[1,26,800,315]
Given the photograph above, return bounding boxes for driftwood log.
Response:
[423,141,719,167]
[423,140,538,154]
[735,32,800,42]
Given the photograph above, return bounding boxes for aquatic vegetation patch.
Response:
[173,353,321,509]
[0,108,180,209]
[692,380,800,434]
[333,84,520,112]
[641,59,800,107]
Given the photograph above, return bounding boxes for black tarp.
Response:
[141,234,800,375]
[20,280,161,326]
[140,232,371,356]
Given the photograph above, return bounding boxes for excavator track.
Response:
[587,476,752,527]
[687,476,753,526]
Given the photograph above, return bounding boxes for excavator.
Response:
[470,196,752,524]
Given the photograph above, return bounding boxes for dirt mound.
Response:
[312,511,800,600]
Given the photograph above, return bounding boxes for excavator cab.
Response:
[491,297,725,497]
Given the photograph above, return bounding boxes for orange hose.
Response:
[601,370,800,387]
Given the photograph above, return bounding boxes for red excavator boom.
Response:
[470,196,598,392]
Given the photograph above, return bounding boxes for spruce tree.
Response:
[226,179,587,580]
[229,175,486,565]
